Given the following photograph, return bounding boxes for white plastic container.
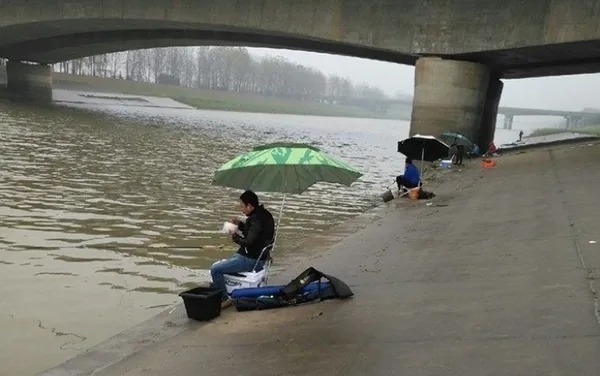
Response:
[223,268,268,294]
[439,159,453,169]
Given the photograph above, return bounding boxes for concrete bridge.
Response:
[498,107,600,130]
[2,0,600,148]
[361,97,599,130]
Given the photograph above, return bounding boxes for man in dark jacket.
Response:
[455,144,465,166]
[210,190,275,297]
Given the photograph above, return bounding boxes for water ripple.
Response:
[1,103,408,273]
[0,100,410,364]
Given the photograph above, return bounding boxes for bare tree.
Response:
[58,46,389,105]
[107,52,125,78]
[150,48,167,83]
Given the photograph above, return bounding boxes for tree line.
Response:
[51,47,391,106]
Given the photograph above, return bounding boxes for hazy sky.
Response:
[250,47,600,112]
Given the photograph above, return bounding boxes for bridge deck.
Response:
[498,106,600,117]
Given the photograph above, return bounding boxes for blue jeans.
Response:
[210,253,265,297]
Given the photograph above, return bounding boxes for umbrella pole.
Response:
[272,193,286,252]
[266,193,286,283]
[420,147,425,184]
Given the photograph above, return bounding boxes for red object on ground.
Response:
[482,159,496,168]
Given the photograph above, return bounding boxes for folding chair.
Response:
[222,241,274,295]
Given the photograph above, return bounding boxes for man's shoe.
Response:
[221,298,233,309]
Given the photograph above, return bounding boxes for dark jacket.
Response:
[233,205,275,260]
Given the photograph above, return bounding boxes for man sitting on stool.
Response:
[396,158,420,192]
[210,190,275,304]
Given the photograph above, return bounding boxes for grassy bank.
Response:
[528,125,600,138]
[52,73,411,120]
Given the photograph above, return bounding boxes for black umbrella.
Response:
[397,134,450,162]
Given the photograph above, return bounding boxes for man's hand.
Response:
[232,232,243,245]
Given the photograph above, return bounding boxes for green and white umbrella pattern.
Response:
[213,142,362,194]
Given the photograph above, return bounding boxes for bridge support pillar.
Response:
[478,78,503,149]
[6,60,52,102]
[410,57,499,149]
[503,115,514,130]
[565,116,572,129]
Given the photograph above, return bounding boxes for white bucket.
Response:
[223,268,268,295]
[439,159,453,169]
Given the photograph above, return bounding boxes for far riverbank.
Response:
[0,66,411,120]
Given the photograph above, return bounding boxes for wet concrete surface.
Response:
[498,132,599,152]
[43,141,600,376]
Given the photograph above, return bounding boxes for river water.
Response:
[0,96,523,375]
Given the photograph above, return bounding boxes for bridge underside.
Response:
[452,39,600,79]
[0,20,600,79]
[1,20,600,148]
[0,20,417,66]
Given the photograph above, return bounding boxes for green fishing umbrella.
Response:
[213,142,362,194]
[213,142,362,261]
[439,131,474,147]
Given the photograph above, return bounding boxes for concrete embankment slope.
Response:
[48,141,600,376]
[498,132,599,152]
[52,89,195,109]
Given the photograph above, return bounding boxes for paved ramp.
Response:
[53,89,194,109]
[47,141,600,376]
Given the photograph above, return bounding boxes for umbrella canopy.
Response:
[213,142,362,194]
[439,131,474,147]
[397,134,449,162]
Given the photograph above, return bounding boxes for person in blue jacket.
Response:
[396,158,420,190]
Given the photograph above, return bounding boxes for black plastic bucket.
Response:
[381,189,394,202]
[179,287,224,321]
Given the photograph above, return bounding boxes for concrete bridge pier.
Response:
[478,77,503,149]
[565,116,582,129]
[6,60,52,101]
[565,116,573,129]
[410,57,501,149]
[503,115,514,130]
